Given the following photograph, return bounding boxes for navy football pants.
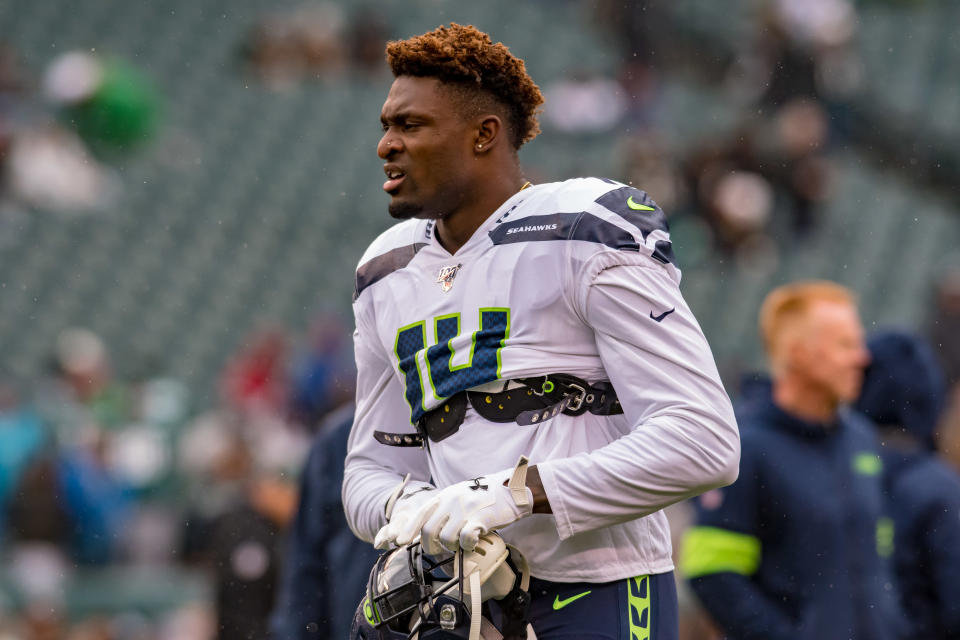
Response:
[493,572,678,640]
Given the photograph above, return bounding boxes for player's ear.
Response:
[474,115,502,153]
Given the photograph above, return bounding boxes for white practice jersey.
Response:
[344,177,740,582]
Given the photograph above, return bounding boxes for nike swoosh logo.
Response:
[627,196,655,211]
[553,591,592,610]
[649,307,675,322]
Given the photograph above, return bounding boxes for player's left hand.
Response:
[394,456,534,555]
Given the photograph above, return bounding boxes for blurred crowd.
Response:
[240,3,389,89]
[0,316,355,639]
[538,0,865,273]
[1,5,381,636]
[1,0,960,638]
[0,43,158,217]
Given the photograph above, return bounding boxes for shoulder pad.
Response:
[592,183,673,265]
[592,184,669,241]
[488,178,675,266]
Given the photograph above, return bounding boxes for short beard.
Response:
[388,201,449,221]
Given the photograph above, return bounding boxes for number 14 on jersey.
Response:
[394,308,510,423]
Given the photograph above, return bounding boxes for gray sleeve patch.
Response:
[354,242,427,300]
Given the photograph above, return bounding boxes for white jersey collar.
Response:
[427,184,542,257]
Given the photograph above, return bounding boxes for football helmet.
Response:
[351,532,531,640]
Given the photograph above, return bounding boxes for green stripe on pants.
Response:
[628,575,650,640]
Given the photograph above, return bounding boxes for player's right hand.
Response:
[374,479,437,549]
[394,458,533,555]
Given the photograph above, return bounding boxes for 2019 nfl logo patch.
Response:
[436,263,463,292]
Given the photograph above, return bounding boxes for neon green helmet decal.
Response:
[363,597,379,626]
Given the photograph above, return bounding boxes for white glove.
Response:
[374,476,437,549]
[394,456,533,554]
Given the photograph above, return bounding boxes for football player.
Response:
[343,23,740,639]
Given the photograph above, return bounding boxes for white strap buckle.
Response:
[565,383,587,412]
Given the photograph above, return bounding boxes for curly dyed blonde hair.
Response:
[386,23,544,149]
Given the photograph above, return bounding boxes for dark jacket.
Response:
[682,378,905,640]
[856,330,960,639]
[213,502,281,640]
[880,450,960,639]
[270,404,380,639]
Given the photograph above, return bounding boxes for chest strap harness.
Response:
[373,373,622,448]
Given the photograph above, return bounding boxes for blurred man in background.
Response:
[270,403,378,639]
[855,330,960,639]
[682,281,905,639]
